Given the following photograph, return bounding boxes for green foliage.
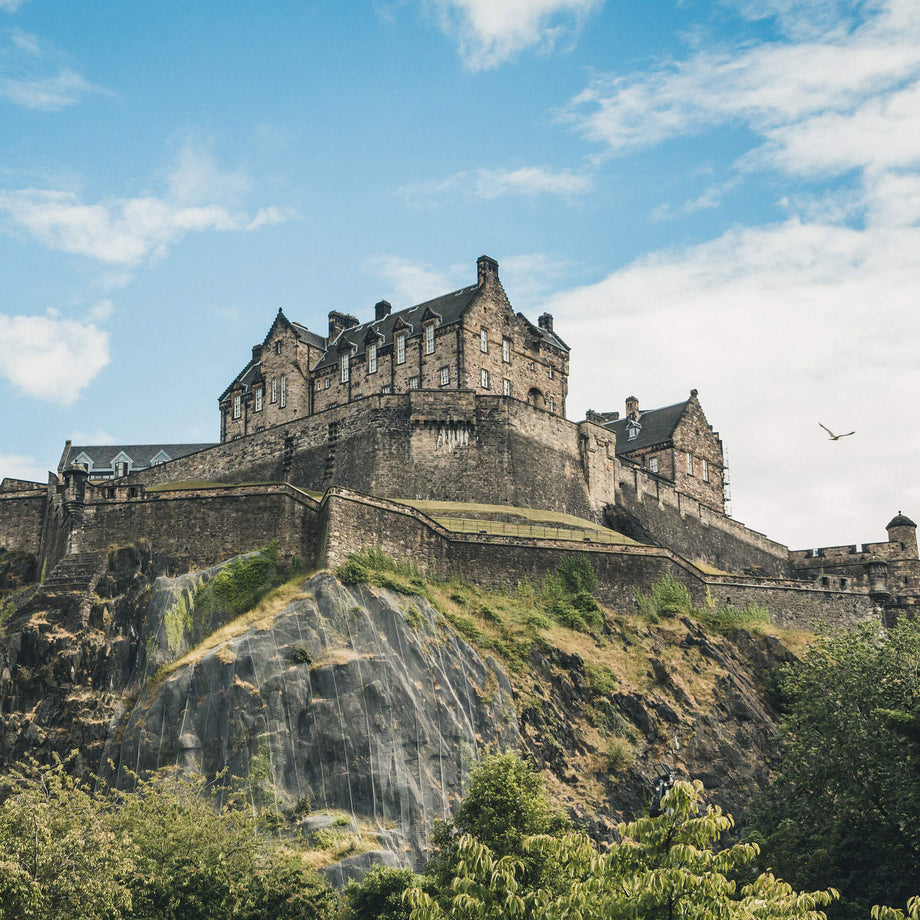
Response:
[426,752,570,898]
[555,555,597,595]
[602,735,635,772]
[541,556,604,633]
[336,548,430,597]
[749,618,920,920]
[344,865,435,920]
[408,779,838,920]
[0,758,339,920]
[697,601,770,630]
[650,574,694,616]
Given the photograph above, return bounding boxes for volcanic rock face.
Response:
[105,571,521,863]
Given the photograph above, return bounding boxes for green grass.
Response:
[392,498,639,544]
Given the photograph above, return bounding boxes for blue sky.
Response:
[1,0,918,550]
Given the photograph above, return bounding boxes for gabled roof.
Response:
[602,400,690,455]
[60,443,216,473]
[311,284,480,371]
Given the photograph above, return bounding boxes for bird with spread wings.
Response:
[819,423,855,441]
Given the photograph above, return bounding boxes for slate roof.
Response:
[602,400,690,455]
[61,443,216,474]
[311,284,481,371]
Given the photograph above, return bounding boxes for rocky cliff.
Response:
[0,545,800,871]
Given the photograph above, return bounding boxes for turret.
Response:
[886,512,918,559]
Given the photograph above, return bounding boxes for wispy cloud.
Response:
[0,311,110,404]
[366,255,464,305]
[548,216,920,546]
[0,0,29,13]
[0,30,111,110]
[0,141,295,266]
[400,164,592,205]
[0,454,47,485]
[429,0,604,70]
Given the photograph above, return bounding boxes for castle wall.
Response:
[0,490,45,556]
[69,485,320,569]
[127,393,615,520]
[610,464,790,577]
[318,488,874,630]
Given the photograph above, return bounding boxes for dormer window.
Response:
[626,421,641,440]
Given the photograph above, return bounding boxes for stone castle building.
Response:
[219,256,569,442]
[1,254,917,629]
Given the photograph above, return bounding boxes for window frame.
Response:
[502,378,511,396]
[424,323,435,355]
[480,328,488,353]
[367,342,377,374]
[233,394,241,419]
[502,337,511,363]
[280,374,287,408]
[396,333,406,365]
[255,386,263,412]
[480,368,490,389]
[341,352,350,384]
[439,366,450,386]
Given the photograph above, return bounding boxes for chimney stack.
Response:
[477,255,499,287]
[328,311,359,340]
[538,313,554,333]
[625,396,640,420]
[375,300,392,321]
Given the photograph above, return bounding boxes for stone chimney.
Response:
[477,255,499,287]
[625,396,640,420]
[328,311,359,340]
[538,313,554,333]
[375,300,392,321]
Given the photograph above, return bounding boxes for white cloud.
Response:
[0,0,29,13]
[430,0,604,70]
[0,66,110,110]
[0,30,110,110]
[399,165,592,205]
[545,217,920,548]
[0,312,110,404]
[0,142,293,266]
[473,166,592,198]
[0,455,47,485]
[367,255,464,305]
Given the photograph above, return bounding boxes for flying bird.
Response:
[819,423,855,441]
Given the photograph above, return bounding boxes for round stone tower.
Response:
[886,512,918,559]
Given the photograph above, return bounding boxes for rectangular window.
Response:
[502,378,511,396]
[255,387,263,412]
[548,396,555,413]
[271,378,278,403]
[548,364,554,379]
[481,368,490,389]
[233,394,241,419]
[439,367,449,386]
[502,337,511,363]
[396,334,406,364]
[114,461,128,478]
[274,341,282,355]
[702,459,709,482]
[648,456,659,473]
[687,453,694,475]
[425,324,435,355]
[382,384,392,394]
[280,374,287,408]
[480,328,488,353]
[341,353,350,383]
[409,375,420,389]
[368,343,377,374]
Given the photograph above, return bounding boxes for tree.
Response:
[407,779,837,920]
[749,619,920,919]
[425,751,569,895]
[343,865,435,920]
[0,756,134,920]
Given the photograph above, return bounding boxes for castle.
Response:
[1,255,917,628]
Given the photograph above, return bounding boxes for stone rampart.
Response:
[610,464,790,577]
[318,488,875,630]
[129,392,615,521]
[0,490,45,556]
[69,484,320,569]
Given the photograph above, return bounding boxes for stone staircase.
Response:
[25,551,109,625]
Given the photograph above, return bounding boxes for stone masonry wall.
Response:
[0,491,45,555]
[69,485,320,569]
[611,464,790,577]
[318,488,874,630]
[128,392,615,520]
